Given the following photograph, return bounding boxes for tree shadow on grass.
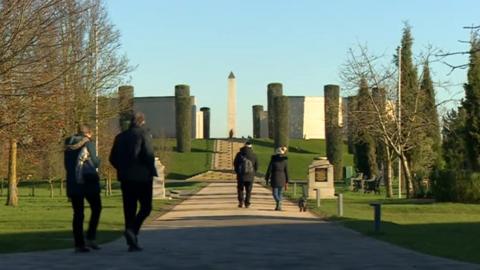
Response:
[0,230,122,254]
[251,139,318,154]
[336,217,480,264]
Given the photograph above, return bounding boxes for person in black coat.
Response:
[64,124,101,252]
[233,141,258,208]
[109,112,157,252]
[265,146,289,211]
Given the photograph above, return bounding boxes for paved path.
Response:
[188,139,243,181]
[0,183,478,269]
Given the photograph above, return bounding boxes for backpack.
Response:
[75,146,96,184]
[239,155,254,175]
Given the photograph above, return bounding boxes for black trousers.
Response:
[237,181,253,205]
[70,193,102,248]
[121,181,153,235]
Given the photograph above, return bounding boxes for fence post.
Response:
[293,182,297,197]
[337,193,343,217]
[49,180,54,198]
[316,188,321,207]
[369,203,382,233]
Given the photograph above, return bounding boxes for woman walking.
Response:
[64,124,102,252]
[265,146,289,211]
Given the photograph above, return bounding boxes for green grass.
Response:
[284,184,480,264]
[153,139,214,179]
[0,181,205,253]
[252,139,353,180]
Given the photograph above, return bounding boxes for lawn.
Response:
[152,139,214,179]
[252,139,353,180]
[284,184,480,264]
[0,181,205,253]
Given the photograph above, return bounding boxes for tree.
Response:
[442,108,467,170]
[353,78,378,179]
[200,107,211,139]
[409,61,442,179]
[1,0,131,206]
[463,34,480,171]
[324,84,344,181]
[267,83,283,139]
[175,84,192,152]
[273,96,289,148]
[341,40,438,197]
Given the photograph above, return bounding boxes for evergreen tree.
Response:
[396,24,420,195]
[442,108,467,170]
[353,78,378,179]
[324,84,344,181]
[463,36,480,171]
[175,84,192,152]
[399,24,419,125]
[417,61,442,170]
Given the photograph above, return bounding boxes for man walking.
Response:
[233,141,258,208]
[109,112,157,252]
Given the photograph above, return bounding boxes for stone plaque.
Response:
[315,168,327,182]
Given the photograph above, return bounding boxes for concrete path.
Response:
[0,183,478,269]
[188,139,243,181]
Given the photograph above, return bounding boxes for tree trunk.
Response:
[400,154,414,198]
[6,139,18,207]
[384,148,393,198]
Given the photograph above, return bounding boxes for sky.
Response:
[105,0,479,137]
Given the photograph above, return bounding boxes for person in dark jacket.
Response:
[109,112,157,252]
[233,141,258,208]
[265,146,289,211]
[64,124,102,253]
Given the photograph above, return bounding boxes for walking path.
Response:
[0,183,477,269]
[187,139,243,181]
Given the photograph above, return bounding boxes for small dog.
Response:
[298,197,307,212]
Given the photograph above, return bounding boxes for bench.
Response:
[363,175,382,194]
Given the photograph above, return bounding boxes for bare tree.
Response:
[341,45,439,197]
[0,0,132,206]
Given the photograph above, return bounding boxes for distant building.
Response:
[258,96,348,140]
[133,96,203,139]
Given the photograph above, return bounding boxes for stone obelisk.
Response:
[227,71,236,137]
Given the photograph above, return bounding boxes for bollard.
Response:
[293,183,297,197]
[316,189,321,207]
[369,203,382,233]
[302,185,307,198]
[337,193,343,217]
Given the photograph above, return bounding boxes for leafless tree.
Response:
[341,44,440,197]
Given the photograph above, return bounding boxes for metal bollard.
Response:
[369,203,382,233]
[316,189,321,207]
[293,183,297,197]
[337,193,343,217]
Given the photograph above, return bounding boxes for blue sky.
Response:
[105,0,479,137]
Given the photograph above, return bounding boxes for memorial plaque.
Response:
[315,168,327,182]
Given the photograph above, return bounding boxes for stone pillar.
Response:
[153,158,166,199]
[175,84,192,152]
[200,107,210,139]
[274,96,289,148]
[267,83,283,139]
[118,85,134,131]
[324,84,343,181]
[252,105,263,138]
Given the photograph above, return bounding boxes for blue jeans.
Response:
[273,187,283,203]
